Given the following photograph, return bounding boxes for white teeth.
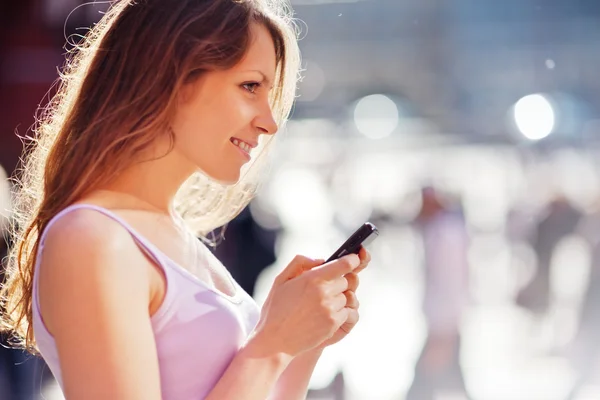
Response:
[232,138,251,153]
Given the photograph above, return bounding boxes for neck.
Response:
[100,144,196,215]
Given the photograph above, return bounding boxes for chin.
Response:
[205,170,241,186]
[216,177,240,186]
[195,156,243,185]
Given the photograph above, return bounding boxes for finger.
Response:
[276,255,323,283]
[355,247,371,273]
[340,308,360,334]
[332,307,350,328]
[328,275,349,295]
[313,254,360,281]
[344,290,359,309]
[344,272,359,292]
[331,293,348,311]
[358,246,370,262]
[295,258,326,277]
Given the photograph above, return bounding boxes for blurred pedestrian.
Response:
[406,187,471,400]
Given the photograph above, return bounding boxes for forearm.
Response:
[269,348,323,400]
[205,337,292,400]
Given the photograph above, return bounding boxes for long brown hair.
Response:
[0,0,301,352]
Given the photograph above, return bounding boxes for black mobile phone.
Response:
[326,222,379,263]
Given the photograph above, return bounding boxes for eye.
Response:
[242,82,261,94]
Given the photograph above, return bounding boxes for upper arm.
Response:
[38,210,162,400]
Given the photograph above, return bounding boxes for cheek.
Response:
[172,113,230,163]
[175,118,208,148]
[170,115,213,163]
[173,93,256,151]
[208,99,256,141]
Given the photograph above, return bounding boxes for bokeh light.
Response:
[513,94,556,140]
[353,94,399,139]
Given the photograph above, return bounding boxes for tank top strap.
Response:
[37,203,169,266]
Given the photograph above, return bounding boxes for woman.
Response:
[0,0,371,399]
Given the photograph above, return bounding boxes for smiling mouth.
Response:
[229,137,258,154]
[230,138,253,153]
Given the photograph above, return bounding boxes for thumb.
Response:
[275,256,325,284]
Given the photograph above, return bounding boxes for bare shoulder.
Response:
[40,206,156,279]
[43,207,135,255]
[38,207,152,334]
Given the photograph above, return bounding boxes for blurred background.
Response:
[3,0,600,399]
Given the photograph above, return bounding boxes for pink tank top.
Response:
[31,204,261,399]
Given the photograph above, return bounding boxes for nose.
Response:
[255,104,278,136]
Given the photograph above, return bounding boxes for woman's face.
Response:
[170,23,279,184]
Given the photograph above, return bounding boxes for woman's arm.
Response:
[39,211,164,399]
[203,332,292,400]
[268,349,323,400]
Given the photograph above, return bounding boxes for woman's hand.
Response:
[251,253,361,358]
